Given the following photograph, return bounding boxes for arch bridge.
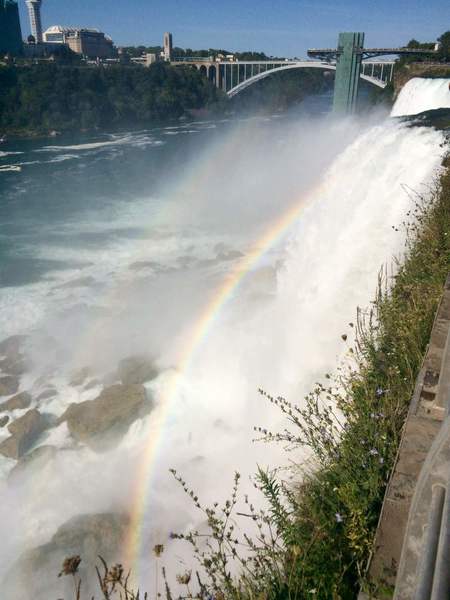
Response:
[173,58,394,98]
[171,32,438,114]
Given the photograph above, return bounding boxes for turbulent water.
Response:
[391,77,450,117]
[0,88,447,597]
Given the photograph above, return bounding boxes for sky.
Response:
[18,0,450,57]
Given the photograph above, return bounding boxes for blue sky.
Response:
[18,0,449,57]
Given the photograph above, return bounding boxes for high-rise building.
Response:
[0,0,23,55]
[26,0,43,43]
[163,32,173,61]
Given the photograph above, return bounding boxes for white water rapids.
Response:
[391,76,450,117]
[0,82,448,598]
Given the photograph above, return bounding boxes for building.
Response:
[26,0,43,43]
[0,0,22,55]
[43,26,115,58]
[163,32,173,61]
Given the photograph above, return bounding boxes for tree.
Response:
[437,31,450,61]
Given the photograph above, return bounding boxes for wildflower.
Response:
[176,570,192,585]
[335,512,344,523]
[369,448,379,456]
[309,588,317,594]
[376,387,384,397]
[58,556,81,577]
[379,457,384,465]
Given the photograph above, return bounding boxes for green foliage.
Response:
[0,62,224,136]
[437,31,450,61]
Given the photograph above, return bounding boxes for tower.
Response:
[332,32,365,114]
[0,0,23,55]
[26,0,43,43]
[163,32,172,62]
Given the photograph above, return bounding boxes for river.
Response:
[0,92,447,597]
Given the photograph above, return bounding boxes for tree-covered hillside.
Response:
[0,62,224,137]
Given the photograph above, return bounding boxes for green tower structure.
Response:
[0,0,23,56]
[332,32,365,114]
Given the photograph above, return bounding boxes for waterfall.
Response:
[391,77,450,117]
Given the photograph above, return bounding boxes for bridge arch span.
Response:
[227,62,387,98]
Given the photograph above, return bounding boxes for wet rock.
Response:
[0,415,9,427]
[8,445,57,482]
[0,409,47,459]
[55,276,96,289]
[217,249,244,261]
[83,378,101,391]
[129,260,162,271]
[3,512,129,600]
[0,375,20,396]
[59,384,151,451]
[36,388,58,402]
[0,335,27,358]
[0,391,32,412]
[0,355,29,376]
[117,355,158,385]
[69,367,92,387]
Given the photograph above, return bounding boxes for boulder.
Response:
[0,335,27,359]
[59,384,151,451]
[0,391,32,412]
[117,355,158,385]
[8,445,57,482]
[0,355,29,376]
[0,415,9,428]
[55,276,95,290]
[3,512,129,600]
[0,375,20,397]
[0,409,47,459]
[69,367,92,387]
[36,388,57,402]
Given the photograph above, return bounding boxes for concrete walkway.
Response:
[363,274,450,598]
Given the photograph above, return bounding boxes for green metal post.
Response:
[333,32,365,114]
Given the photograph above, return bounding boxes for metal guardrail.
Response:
[394,326,450,600]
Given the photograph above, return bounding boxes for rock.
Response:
[3,512,129,600]
[0,415,9,427]
[117,355,158,385]
[0,355,29,376]
[59,384,151,451]
[0,391,32,412]
[8,445,57,482]
[0,375,20,396]
[217,249,244,261]
[0,335,27,358]
[83,378,101,391]
[36,388,57,402]
[0,409,47,459]
[69,367,92,387]
[55,276,96,290]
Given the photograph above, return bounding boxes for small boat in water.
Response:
[0,165,22,172]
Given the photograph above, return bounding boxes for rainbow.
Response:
[123,178,324,584]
